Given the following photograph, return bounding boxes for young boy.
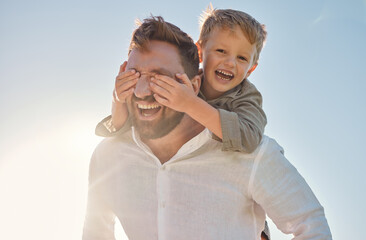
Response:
[96,7,267,153]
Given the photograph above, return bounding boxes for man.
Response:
[83,16,332,239]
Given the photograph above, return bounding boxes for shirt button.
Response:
[161,201,166,208]
[161,165,166,170]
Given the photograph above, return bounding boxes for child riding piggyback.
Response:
[96,7,267,153]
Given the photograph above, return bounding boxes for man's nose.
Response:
[134,75,152,99]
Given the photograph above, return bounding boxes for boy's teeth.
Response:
[215,70,234,80]
[217,70,233,77]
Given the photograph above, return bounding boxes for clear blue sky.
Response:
[0,0,365,239]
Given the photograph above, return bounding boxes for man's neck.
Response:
[141,115,205,164]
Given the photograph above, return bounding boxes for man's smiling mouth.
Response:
[215,70,234,81]
[137,103,161,117]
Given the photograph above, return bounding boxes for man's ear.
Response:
[245,63,258,78]
[191,74,202,95]
[195,42,203,63]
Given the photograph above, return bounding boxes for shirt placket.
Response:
[156,164,169,240]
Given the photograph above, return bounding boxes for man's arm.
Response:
[83,151,116,240]
[249,137,332,239]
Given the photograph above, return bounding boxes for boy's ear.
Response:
[245,63,258,78]
[191,74,202,95]
[195,42,203,63]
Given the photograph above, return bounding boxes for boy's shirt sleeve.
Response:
[95,115,132,137]
[215,79,267,153]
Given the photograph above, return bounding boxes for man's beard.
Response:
[129,95,184,139]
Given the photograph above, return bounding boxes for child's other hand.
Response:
[150,73,197,112]
[113,61,140,104]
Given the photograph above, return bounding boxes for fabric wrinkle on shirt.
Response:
[83,127,332,240]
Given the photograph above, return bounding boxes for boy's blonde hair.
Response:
[198,7,267,65]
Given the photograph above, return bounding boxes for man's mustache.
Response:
[132,94,156,103]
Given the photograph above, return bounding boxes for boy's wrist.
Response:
[111,102,128,130]
[184,94,205,116]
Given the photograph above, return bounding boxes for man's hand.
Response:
[150,73,198,112]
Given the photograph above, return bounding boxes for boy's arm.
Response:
[150,73,224,139]
[95,99,131,137]
[95,114,132,137]
[151,75,266,153]
[95,62,139,137]
[216,80,267,153]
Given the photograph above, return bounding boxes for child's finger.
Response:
[116,88,135,103]
[116,80,138,96]
[175,73,192,87]
[118,61,128,75]
[150,82,172,100]
[116,74,139,90]
[153,94,170,107]
[116,71,139,82]
[116,78,138,91]
[150,77,175,93]
[154,74,179,88]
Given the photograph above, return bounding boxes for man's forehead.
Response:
[127,41,184,75]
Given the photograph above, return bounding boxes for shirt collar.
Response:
[131,127,212,164]
[199,78,247,104]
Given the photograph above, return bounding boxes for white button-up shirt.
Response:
[83,128,332,240]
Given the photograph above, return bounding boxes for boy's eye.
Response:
[216,49,225,53]
[238,56,247,61]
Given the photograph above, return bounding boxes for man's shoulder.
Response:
[94,129,135,155]
[259,136,284,153]
[204,135,283,164]
[254,136,285,161]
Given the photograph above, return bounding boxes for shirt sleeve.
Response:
[83,150,116,240]
[249,138,332,239]
[218,80,267,153]
[95,115,132,137]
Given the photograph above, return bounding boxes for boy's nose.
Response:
[224,56,236,68]
[134,75,152,99]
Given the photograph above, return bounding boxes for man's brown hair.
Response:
[129,16,199,79]
[198,7,267,65]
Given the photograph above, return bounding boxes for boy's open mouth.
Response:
[215,70,234,81]
[138,103,161,117]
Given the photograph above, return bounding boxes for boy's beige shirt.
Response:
[202,78,266,152]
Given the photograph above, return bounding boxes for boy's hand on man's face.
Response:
[150,73,197,113]
[113,61,140,104]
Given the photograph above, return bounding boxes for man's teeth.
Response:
[137,104,160,109]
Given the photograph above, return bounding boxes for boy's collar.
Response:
[199,78,248,102]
